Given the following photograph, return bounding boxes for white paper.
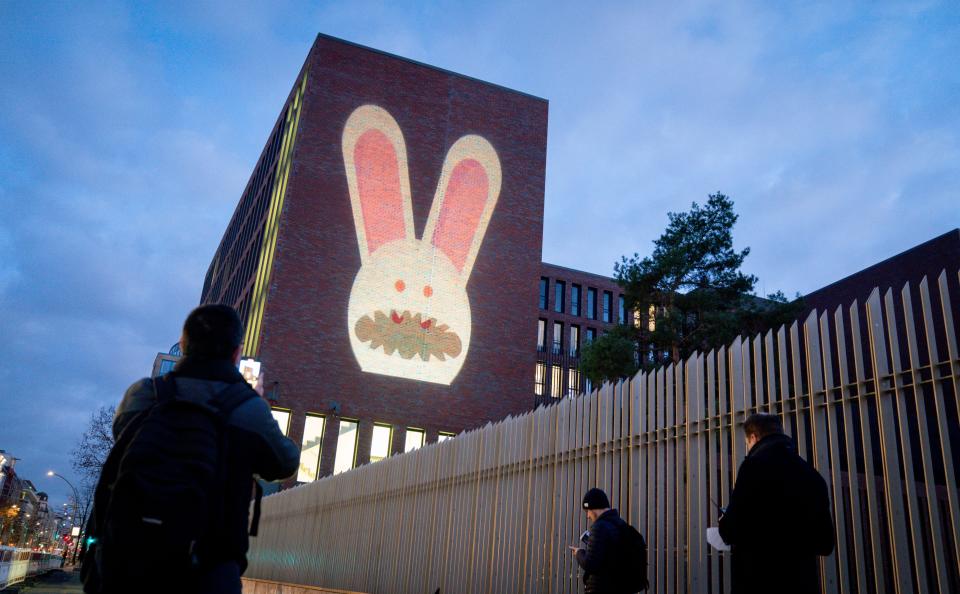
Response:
[706,527,730,552]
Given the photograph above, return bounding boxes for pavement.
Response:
[1,569,83,593]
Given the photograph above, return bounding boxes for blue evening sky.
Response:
[1,1,958,505]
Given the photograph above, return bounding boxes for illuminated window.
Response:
[552,321,563,355]
[618,295,625,324]
[633,309,643,328]
[570,325,580,356]
[648,304,656,331]
[551,365,563,397]
[297,414,326,482]
[405,428,425,452]
[438,432,455,442]
[271,409,291,436]
[554,280,565,313]
[370,424,392,463]
[535,362,546,395]
[539,277,549,309]
[602,291,613,323]
[567,368,580,397]
[586,328,597,343]
[587,288,597,320]
[571,284,581,316]
[537,319,546,352]
[333,419,359,475]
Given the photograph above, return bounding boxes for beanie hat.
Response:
[582,488,610,510]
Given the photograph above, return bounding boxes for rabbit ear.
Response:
[423,135,501,280]
[342,105,415,263]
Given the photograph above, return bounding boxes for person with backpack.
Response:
[571,488,648,593]
[718,413,835,594]
[82,304,300,594]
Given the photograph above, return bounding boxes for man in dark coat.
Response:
[572,488,635,594]
[84,304,300,594]
[719,413,835,594]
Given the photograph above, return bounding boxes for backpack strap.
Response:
[249,481,264,536]
[209,382,262,536]
[153,374,177,405]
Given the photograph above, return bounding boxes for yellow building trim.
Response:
[243,74,308,357]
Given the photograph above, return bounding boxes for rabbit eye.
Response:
[423,285,433,297]
[395,280,405,292]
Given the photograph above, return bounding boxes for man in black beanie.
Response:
[571,488,646,593]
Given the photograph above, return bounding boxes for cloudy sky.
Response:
[1,1,958,505]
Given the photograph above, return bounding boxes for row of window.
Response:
[269,410,455,482]
[201,111,287,304]
[534,362,591,398]
[537,319,598,356]
[539,277,625,324]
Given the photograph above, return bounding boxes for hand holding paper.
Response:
[706,527,730,552]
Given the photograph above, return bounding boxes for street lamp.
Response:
[47,471,81,564]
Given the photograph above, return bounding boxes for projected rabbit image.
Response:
[343,105,501,385]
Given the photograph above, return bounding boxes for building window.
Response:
[618,295,625,324]
[370,424,392,463]
[603,291,613,323]
[552,321,563,355]
[571,284,581,316]
[537,319,546,352]
[271,409,291,436]
[585,377,593,394]
[158,359,176,375]
[539,277,549,310]
[586,327,597,344]
[554,280,565,313]
[587,288,597,320]
[438,432,455,442]
[570,325,580,357]
[333,419,359,475]
[405,428,425,452]
[567,368,580,397]
[551,365,563,398]
[535,362,546,395]
[297,414,326,482]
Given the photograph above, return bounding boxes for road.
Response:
[4,569,82,593]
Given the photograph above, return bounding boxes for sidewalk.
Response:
[3,569,82,594]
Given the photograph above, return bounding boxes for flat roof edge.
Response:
[314,32,548,103]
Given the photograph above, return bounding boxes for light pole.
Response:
[47,471,80,563]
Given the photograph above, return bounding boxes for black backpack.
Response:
[82,374,256,593]
[619,522,649,592]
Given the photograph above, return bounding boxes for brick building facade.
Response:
[200,34,548,480]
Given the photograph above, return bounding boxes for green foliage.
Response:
[614,192,803,368]
[579,326,639,386]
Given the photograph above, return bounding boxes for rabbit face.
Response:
[342,105,501,386]
[347,239,470,385]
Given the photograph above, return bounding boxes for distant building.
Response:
[151,342,181,377]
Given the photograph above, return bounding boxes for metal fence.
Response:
[246,271,960,594]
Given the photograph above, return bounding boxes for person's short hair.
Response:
[742,413,784,440]
[181,304,244,360]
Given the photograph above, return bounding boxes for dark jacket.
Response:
[112,357,300,569]
[575,509,632,594]
[718,433,835,594]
